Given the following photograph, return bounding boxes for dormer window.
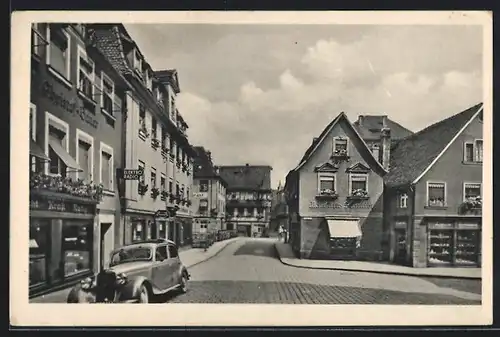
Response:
[333,137,348,157]
[133,49,142,73]
[156,87,163,104]
[398,193,408,208]
[170,96,176,119]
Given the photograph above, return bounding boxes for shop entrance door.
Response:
[394,229,407,265]
[100,223,112,270]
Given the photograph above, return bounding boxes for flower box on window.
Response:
[316,189,338,199]
[30,172,103,202]
[176,160,182,169]
[186,169,191,176]
[150,187,160,199]
[182,162,189,172]
[428,198,445,207]
[151,138,160,149]
[169,153,175,161]
[161,147,169,158]
[459,196,482,214]
[347,189,369,200]
[161,190,168,201]
[138,182,149,196]
[168,192,176,202]
[186,199,192,207]
[332,149,349,159]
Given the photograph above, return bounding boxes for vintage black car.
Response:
[67,239,190,303]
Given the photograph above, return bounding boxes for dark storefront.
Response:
[29,188,100,298]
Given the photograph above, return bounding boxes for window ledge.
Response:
[424,206,448,210]
[77,90,98,107]
[101,108,116,121]
[47,66,72,90]
[103,190,115,197]
[462,161,482,166]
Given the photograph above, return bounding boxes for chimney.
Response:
[358,115,364,126]
[313,137,318,144]
[380,125,391,171]
[206,150,212,162]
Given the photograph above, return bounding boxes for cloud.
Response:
[128,25,483,188]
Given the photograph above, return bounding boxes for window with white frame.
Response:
[317,173,336,195]
[463,182,481,201]
[151,117,157,140]
[31,23,46,58]
[101,71,114,116]
[77,46,95,99]
[160,174,166,192]
[333,137,348,156]
[151,167,157,188]
[398,192,408,208]
[475,139,483,163]
[46,24,71,80]
[100,142,113,191]
[46,113,69,176]
[76,130,94,182]
[138,160,145,184]
[349,174,368,195]
[371,143,381,163]
[427,182,446,207]
[161,127,167,149]
[464,139,483,163]
[156,87,163,104]
[30,104,37,172]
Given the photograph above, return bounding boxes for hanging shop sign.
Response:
[41,81,99,129]
[117,168,144,180]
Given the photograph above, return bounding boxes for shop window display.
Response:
[62,222,92,277]
[455,230,480,265]
[428,230,453,265]
[30,220,50,287]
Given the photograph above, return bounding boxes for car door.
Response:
[151,245,169,290]
[167,244,182,286]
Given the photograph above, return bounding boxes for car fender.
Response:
[180,265,190,280]
[118,276,151,300]
[67,284,96,303]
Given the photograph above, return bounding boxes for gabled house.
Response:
[384,103,483,268]
[219,164,273,237]
[285,112,388,260]
[192,146,227,235]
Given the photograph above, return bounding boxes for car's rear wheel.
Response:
[138,283,149,303]
[179,274,188,293]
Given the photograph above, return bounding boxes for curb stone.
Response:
[273,243,481,280]
[185,237,241,268]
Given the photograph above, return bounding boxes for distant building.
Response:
[269,181,289,236]
[192,147,227,234]
[285,112,388,260]
[219,165,273,237]
[384,103,483,268]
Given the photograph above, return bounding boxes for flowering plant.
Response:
[333,148,348,157]
[151,138,160,149]
[350,189,368,198]
[319,188,337,196]
[30,172,103,201]
[161,190,168,200]
[460,196,482,213]
[139,122,149,138]
[151,187,160,199]
[186,199,192,206]
[138,181,149,195]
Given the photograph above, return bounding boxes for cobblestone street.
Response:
[163,238,481,305]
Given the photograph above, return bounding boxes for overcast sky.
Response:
[124,24,483,189]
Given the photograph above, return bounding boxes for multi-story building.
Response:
[219,165,273,237]
[384,103,483,268]
[191,147,227,234]
[91,24,195,248]
[29,23,128,297]
[269,181,289,237]
[285,112,388,260]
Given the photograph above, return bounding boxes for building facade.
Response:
[269,181,289,237]
[219,165,273,237]
[285,112,388,260]
[191,147,227,234]
[384,103,483,268]
[29,23,128,297]
[91,24,195,248]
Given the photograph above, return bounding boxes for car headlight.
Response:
[115,272,127,285]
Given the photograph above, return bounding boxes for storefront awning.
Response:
[326,219,362,238]
[49,139,83,172]
[30,139,50,161]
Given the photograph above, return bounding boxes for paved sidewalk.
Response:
[274,242,481,279]
[30,237,241,303]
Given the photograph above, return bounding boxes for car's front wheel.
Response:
[137,283,149,303]
[179,274,188,293]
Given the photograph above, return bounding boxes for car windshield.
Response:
[110,246,153,266]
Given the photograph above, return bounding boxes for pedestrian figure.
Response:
[278,225,284,241]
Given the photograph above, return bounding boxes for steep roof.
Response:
[353,115,414,141]
[218,165,272,191]
[192,146,226,186]
[294,112,387,175]
[90,25,132,75]
[384,103,483,188]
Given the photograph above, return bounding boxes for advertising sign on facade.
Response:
[193,192,208,198]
